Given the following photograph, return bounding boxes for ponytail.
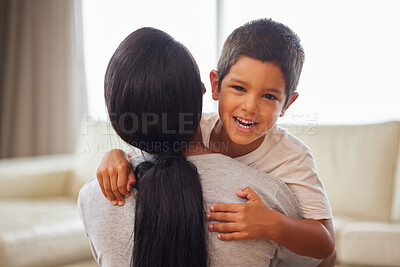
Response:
[132,152,207,267]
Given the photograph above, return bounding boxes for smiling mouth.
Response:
[234,116,257,129]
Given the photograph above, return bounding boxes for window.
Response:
[83,0,400,124]
[82,0,217,121]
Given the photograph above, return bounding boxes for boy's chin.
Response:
[228,134,265,147]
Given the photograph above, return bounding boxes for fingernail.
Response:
[209,224,214,230]
[210,206,215,211]
[206,213,211,220]
[111,200,117,206]
[118,201,124,206]
[218,234,222,239]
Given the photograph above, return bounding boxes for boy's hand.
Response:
[96,149,136,206]
[206,187,281,241]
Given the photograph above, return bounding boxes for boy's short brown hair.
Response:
[217,18,305,107]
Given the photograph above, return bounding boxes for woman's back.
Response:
[79,153,319,266]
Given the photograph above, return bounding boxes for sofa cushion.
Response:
[332,216,354,232]
[336,221,400,266]
[67,118,129,197]
[0,154,73,198]
[284,122,400,222]
[0,198,92,267]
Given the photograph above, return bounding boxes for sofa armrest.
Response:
[0,154,74,198]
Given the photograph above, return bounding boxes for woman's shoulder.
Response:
[78,178,136,216]
[78,178,102,204]
[189,154,290,199]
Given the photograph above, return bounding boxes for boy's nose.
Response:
[241,96,259,114]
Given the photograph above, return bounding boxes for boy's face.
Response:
[210,56,297,146]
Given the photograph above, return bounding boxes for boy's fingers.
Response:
[126,170,136,192]
[110,176,125,205]
[208,222,240,233]
[206,212,237,222]
[117,168,130,197]
[210,203,243,212]
[103,176,117,205]
[126,179,135,192]
[96,172,108,200]
[129,169,136,185]
[236,187,260,202]
[217,232,246,241]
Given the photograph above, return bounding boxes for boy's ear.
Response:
[280,92,299,117]
[209,70,219,100]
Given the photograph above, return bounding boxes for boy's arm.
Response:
[206,187,335,260]
[96,149,136,206]
[274,216,335,260]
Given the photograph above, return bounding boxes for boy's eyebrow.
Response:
[230,77,249,86]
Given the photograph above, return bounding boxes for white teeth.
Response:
[237,117,253,124]
[235,117,256,128]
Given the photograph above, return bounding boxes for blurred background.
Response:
[1,0,399,159]
[0,1,400,267]
[84,0,400,126]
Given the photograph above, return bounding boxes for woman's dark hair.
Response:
[104,27,206,267]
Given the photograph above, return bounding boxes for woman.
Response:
[78,27,319,267]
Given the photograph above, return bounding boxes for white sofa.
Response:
[0,119,127,267]
[0,118,399,266]
[284,121,400,266]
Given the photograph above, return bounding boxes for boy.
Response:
[96,18,335,265]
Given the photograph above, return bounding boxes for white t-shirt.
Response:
[200,112,332,220]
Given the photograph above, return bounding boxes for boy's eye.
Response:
[262,94,277,100]
[232,85,245,92]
